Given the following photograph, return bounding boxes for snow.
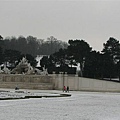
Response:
[0,90,61,99]
[0,89,120,120]
[36,55,42,67]
[36,55,48,67]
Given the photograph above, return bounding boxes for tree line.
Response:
[0,35,67,68]
[1,34,120,80]
[40,37,120,80]
[0,35,68,56]
[0,35,66,68]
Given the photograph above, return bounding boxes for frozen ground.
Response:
[0,89,61,99]
[0,89,120,120]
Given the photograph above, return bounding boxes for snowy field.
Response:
[0,90,120,120]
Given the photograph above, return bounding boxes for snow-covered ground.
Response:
[0,89,61,99]
[0,89,120,120]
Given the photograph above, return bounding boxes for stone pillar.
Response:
[52,71,56,89]
[75,71,78,77]
[58,72,64,90]
[64,72,68,87]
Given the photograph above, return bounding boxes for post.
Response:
[61,72,64,89]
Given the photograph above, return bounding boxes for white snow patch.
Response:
[0,90,119,119]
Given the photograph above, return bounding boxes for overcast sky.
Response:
[0,0,120,51]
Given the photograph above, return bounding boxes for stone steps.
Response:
[0,82,54,90]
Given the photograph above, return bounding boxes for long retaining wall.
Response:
[52,74,120,92]
[0,74,54,90]
[0,74,120,92]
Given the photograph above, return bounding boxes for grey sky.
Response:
[0,0,120,51]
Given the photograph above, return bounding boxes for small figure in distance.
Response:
[15,86,19,90]
[63,86,66,92]
[67,86,69,92]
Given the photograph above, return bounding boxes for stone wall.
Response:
[0,73,120,92]
[53,73,120,92]
[0,74,54,90]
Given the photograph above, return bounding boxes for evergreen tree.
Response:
[68,40,92,76]
[102,37,120,80]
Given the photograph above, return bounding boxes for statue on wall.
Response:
[0,66,3,74]
[2,65,10,74]
[11,57,48,75]
[11,57,34,74]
